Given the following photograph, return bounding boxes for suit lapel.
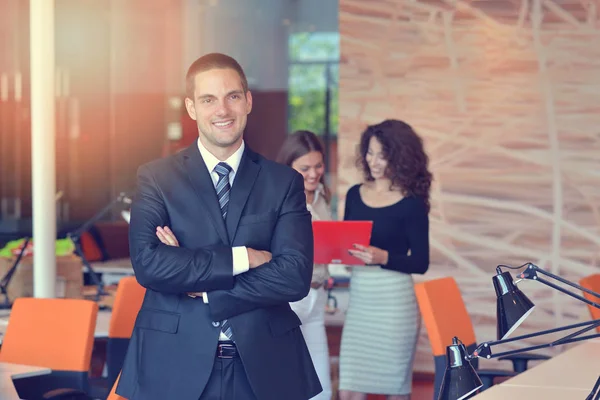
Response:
[226,148,260,241]
[181,143,229,244]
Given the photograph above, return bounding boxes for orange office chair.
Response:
[0,297,98,399]
[579,274,600,332]
[415,277,549,399]
[80,231,104,262]
[106,277,146,388]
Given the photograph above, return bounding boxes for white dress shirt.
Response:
[196,138,250,312]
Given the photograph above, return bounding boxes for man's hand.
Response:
[156,226,179,247]
[247,248,272,268]
[156,226,204,298]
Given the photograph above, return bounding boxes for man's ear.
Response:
[245,90,253,115]
[185,97,197,120]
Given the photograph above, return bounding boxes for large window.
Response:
[288,32,339,136]
[288,32,340,210]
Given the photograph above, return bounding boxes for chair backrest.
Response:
[108,276,146,339]
[107,372,127,400]
[580,274,600,331]
[416,277,480,399]
[106,277,145,387]
[81,231,104,262]
[0,298,98,372]
[415,276,478,356]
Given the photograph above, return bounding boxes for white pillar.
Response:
[30,0,56,298]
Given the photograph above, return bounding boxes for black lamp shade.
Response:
[438,338,482,400]
[493,270,535,340]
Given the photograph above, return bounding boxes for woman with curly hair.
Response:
[338,119,432,400]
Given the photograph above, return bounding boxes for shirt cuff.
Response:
[232,246,249,276]
[202,292,208,303]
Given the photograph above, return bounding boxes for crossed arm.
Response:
[131,165,314,320]
[129,165,235,293]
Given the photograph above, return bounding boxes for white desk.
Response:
[502,341,600,390]
[94,309,112,338]
[471,384,590,399]
[472,341,600,398]
[88,258,133,274]
[0,362,51,400]
[88,258,134,286]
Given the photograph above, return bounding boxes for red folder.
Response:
[312,221,373,265]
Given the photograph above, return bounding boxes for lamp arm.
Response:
[487,317,600,346]
[519,263,600,310]
[552,319,600,346]
[472,331,600,360]
[65,192,130,304]
[470,317,600,359]
[68,193,130,240]
[586,376,600,400]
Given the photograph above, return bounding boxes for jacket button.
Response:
[212,321,220,327]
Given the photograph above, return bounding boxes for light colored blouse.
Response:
[307,184,331,285]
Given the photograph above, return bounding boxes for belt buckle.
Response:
[218,344,235,359]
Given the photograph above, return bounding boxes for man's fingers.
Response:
[156,230,168,244]
[164,227,179,244]
[166,234,178,245]
[156,228,178,246]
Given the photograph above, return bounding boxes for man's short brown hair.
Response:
[185,53,249,99]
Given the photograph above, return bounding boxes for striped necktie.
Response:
[214,162,233,339]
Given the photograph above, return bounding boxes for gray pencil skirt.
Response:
[338,267,421,395]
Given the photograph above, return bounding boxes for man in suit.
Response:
[116,53,322,400]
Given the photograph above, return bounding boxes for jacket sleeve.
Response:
[381,198,429,274]
[129,164,234,294]
[206,172,313,321]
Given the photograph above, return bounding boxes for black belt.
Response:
[216,341,238,358]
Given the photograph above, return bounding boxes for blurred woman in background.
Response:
[276,130,332,400]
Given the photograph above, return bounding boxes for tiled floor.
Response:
[412,380,434,400]
[362,379,434,400]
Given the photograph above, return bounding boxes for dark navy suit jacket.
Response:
[116,143,322,400]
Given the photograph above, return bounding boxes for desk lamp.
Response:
[67,192,132,303]
[439,263,600,400]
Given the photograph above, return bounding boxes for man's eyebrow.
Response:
[196,90,243,100]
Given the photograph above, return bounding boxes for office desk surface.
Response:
[0,362,51,400]
[89,258,134,275]
[472,384,590,399]
[502,341,600,390]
